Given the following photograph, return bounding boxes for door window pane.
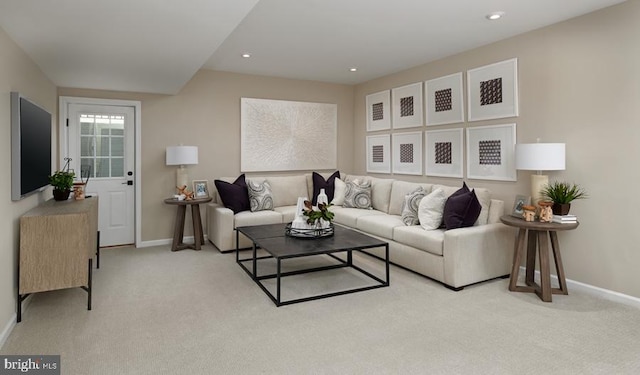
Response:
[111,158,124,177]
[78,112,127,178]
[80,136,94,157]
[96,136,110,156]
[95,158,110,178]
[80,158,94,177]
[111,137,124,157]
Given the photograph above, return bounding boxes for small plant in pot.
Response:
[49,168,75,201]
[540,181,587,215]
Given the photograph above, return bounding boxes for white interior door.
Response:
[68,104,135,247]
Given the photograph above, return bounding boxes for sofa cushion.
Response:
[357,214,404,240]
[443,189,481,230]
[234,209,282,227]
[312,171,339,205]
[401,187,427,226]
[418,188,447,230]
[264,175,309,207]
[345,175,393,213]
[331,207,385,228]
[389,180,433,215]
[247,180,274,212]
[343,180,372,209]
[214,174,250,214]
[331,178,346,206]
[393,226,445,256]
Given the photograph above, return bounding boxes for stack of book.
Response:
[552,214,577,224]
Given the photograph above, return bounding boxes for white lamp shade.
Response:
[515,143,565,171]
[166,146,198,166]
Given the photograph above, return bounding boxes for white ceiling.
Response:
[0,0,626,94]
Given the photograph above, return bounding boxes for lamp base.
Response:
[531,174,549,205]
[176,166,188,190]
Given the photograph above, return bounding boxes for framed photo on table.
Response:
[467,58,518,121]
[192,180,209,198]
[466,123,517,181]
[511,195,531,217]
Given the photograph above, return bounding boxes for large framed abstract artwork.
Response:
[391,82,423,129]
[425,73,464,126]
[392,131,422,175]
[366,134,391,174]
[466,123,517,181]
[240,98,337,172]
[467,58,518,122]
[366,90,391,131]
[425,128,464,178]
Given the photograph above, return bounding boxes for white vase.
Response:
[292,197,309,229]
[317,188,328,205]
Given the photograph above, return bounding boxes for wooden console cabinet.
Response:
[18,197,99,322]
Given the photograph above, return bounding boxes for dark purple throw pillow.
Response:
[312,171,340,205]
[214,174,250,214]
[443,188,482,230]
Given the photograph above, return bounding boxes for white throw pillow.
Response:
[331,178,346,206]
[418,188,447,230]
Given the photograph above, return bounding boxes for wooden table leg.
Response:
[550,231,568,295]
[192,204,204,250]
[525,230,537,286]
[172,205,187,251]
[509,228,527,291]
[537,231,552,302]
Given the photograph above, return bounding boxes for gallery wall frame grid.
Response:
[366,134,391,173]
[391,82,423,129]
[425,72,465,126]
[466,123,517,181]
[366,90,391,132]
[467,58,519,122]
[425,128,464,178]
[392,131,423,175]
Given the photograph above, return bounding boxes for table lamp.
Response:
[515,142,565,204]
[166,146,198,189]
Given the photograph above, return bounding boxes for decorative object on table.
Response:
[73,182,86,200]
[392,82,423,129]
[49,157,75,201]
[466,123,516,181]
[425,72,464,126]
[392,131,423,175]
[366,134,391,173]
[316,188,328,205]
[240,98,337,172]
[552,214,578,224]
[515,142,566,204]
[192,180,209,199]
[176,185,194,201]
[366,90,391,131]
[521,205,536,222]
[286,199,335,238]
[539,181,587,216]
[166,145,198,189]
[467,58,518,121]
[538,201,554,222]
[425,128,463,178]
[511,195,531,217]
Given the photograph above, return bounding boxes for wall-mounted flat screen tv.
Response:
[11,92,52,201]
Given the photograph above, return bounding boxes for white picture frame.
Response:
[391,82,423,129]
[366,134,391,174]
[192,180,209,198]
[466,123,517,181]
[392,131,423,175]
[425,72,464,126]
[366,90,391,131]
[240,98,337,172]
[467,58,518,122]
[425,128,463,178]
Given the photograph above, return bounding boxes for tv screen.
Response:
[11,92,52,201]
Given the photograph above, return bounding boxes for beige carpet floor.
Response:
[2,244,640,374]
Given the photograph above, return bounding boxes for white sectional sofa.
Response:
[207,173,516,290]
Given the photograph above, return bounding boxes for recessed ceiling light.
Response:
[349,67,358,72]
[486,12,505,20]
[241,53,251,58]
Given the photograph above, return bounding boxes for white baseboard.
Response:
[519,267,640,309]
[0,314,16,349]
[138,235,208,249]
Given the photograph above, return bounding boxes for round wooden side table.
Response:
[164,197,212,251]
[500,215,579,302]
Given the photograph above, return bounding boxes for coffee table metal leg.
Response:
[385,244,390,285]
[276,258,282,306]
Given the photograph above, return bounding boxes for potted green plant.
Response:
[540,181,587,215]
[303,200,335,227]
[49,170,75,201]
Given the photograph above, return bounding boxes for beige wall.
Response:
[0,27,57,329]
[354,1,640,297]
[59,70,355,242]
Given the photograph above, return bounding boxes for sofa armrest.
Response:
[207,203,235,252]
[442,223,516,288]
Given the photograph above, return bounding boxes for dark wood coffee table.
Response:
[236,223,389,306]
